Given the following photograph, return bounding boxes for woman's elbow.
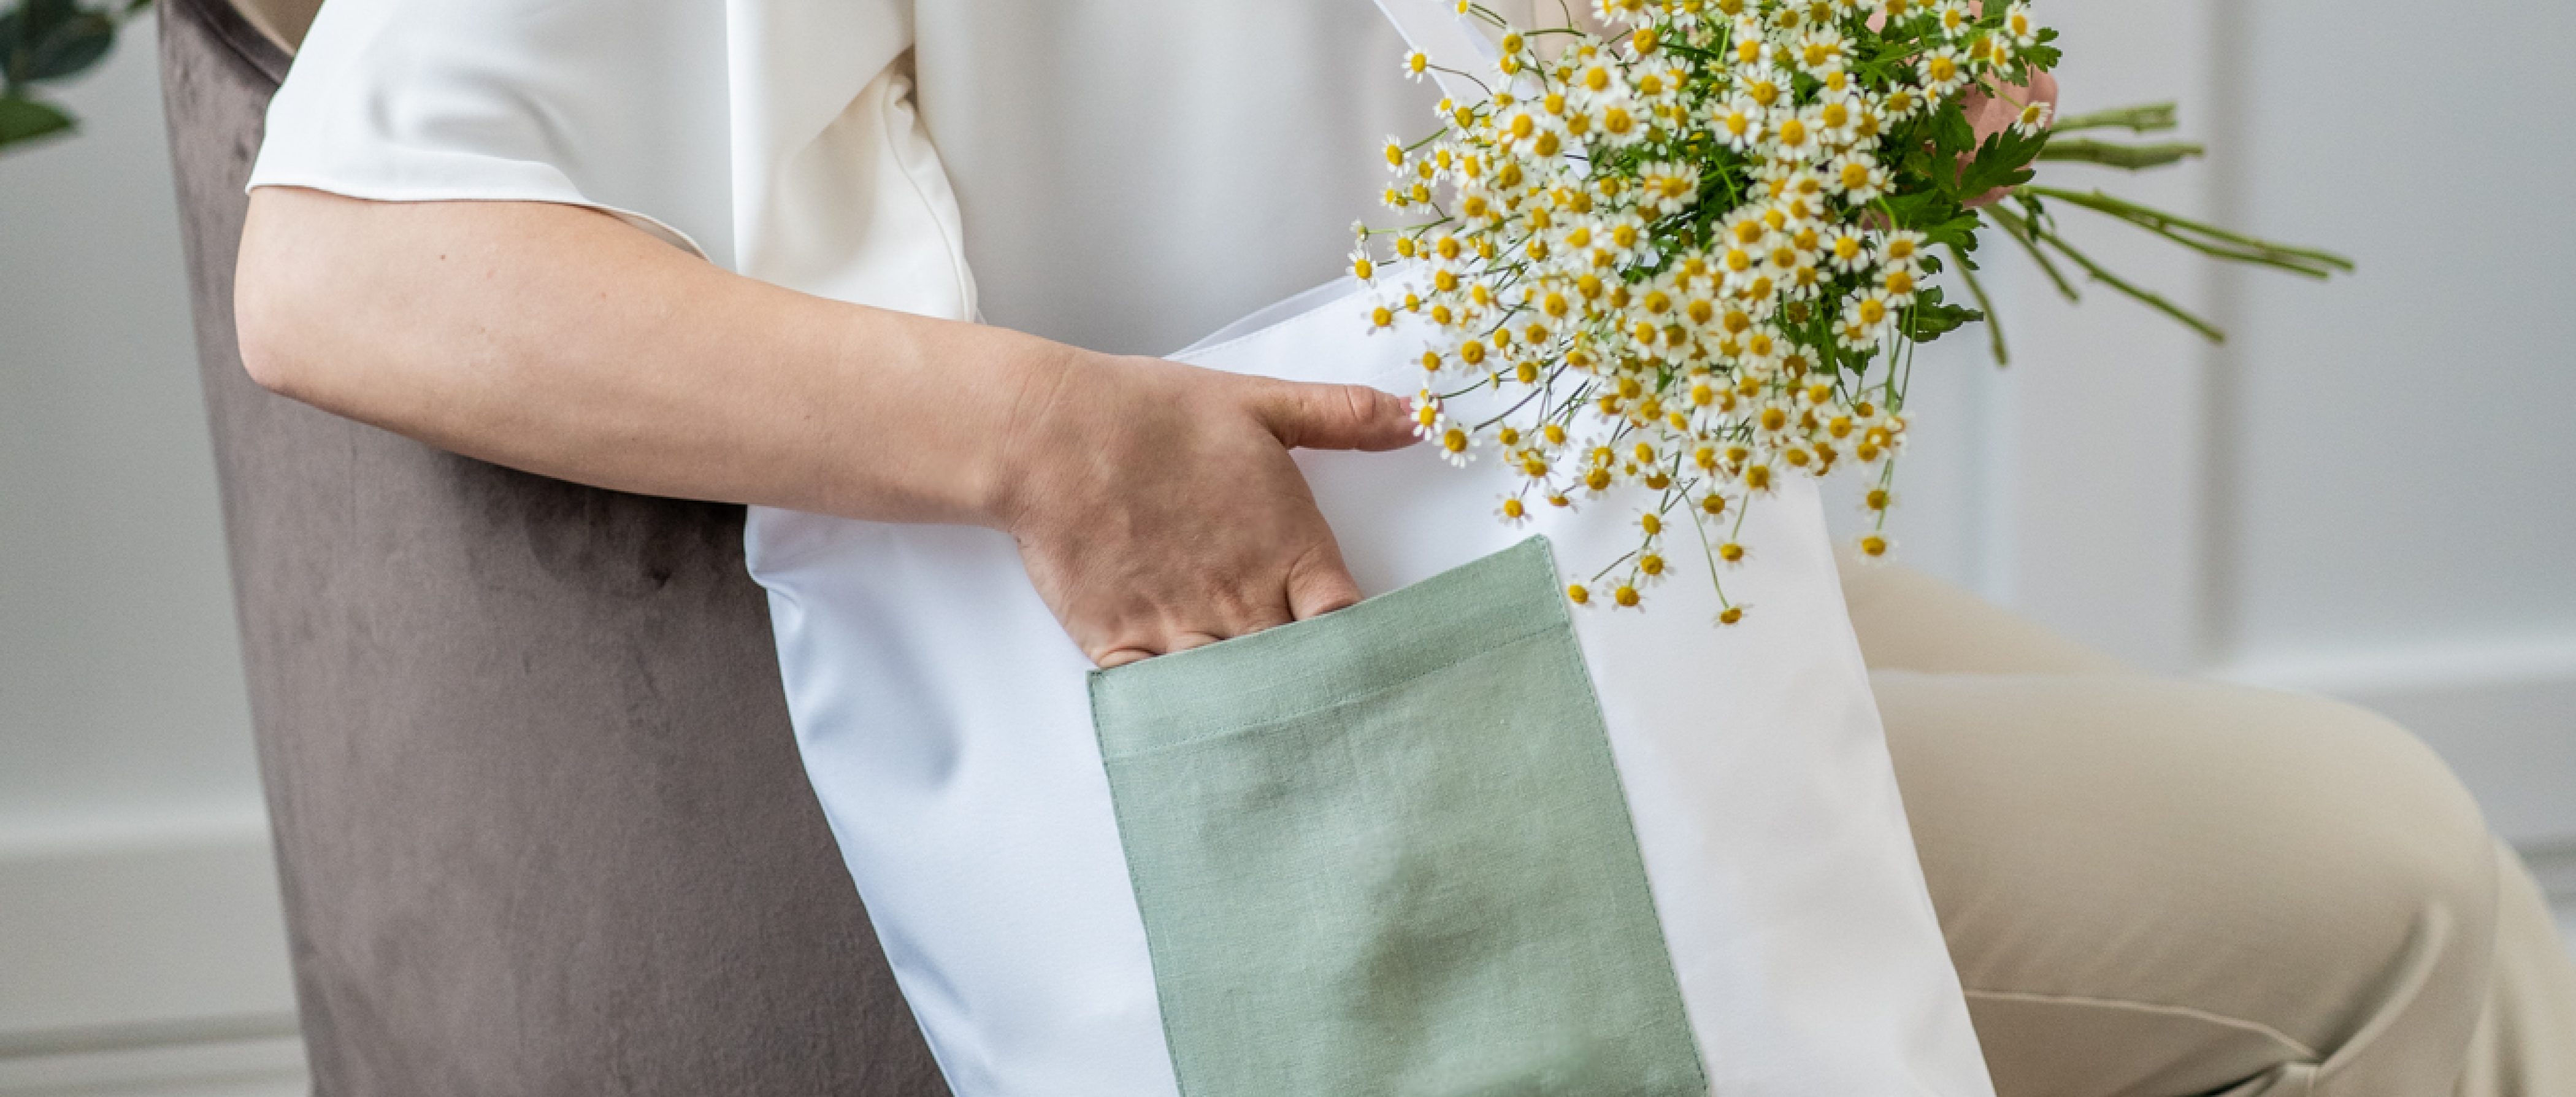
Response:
[233,190,330,402]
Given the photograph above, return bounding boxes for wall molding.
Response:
[0,1029,304,1097]
[0,809,301,1091]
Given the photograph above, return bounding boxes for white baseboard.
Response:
[0,1030,305,1097]
[0,807,305,1096]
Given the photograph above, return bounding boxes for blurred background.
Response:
[2,0,2569,1093]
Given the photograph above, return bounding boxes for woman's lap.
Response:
[1877,671,2497,1096]
[1845,558,2576,1096]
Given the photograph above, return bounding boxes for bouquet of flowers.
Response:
[1356,0,2349,622]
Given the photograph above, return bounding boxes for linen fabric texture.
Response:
[245,0,1995,1093]
[1091,539,1706,1096]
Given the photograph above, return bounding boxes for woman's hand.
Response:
[993,352,1418,668]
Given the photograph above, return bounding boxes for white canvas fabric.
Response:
[248,0,1996,1093]
[753,275,2000,1096]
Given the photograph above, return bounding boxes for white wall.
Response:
[0,1,2567,1093]
[1834,0,2576,919]
[0,15,305,1096]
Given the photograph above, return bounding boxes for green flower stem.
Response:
[2021,217,2229,344]
[2048,101,2179,134]
[1946,243,2009,366]
[2035,137,2205,171]
[2026,185,2355,278]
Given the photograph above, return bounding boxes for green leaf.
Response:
[1930,101,1976,160]
[1881,182,1964,229]
[1920,209,1983,250]
[1903,288,1984,341]
[0,93,75,147]
[2019,29,2062,72]
[24,0,80,25]
[1958,124,2047,196]
[15,11,114,83]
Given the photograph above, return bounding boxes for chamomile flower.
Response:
[1826,153,1890,202]
[1876,229,1929,271]
[1931,0,1973,39]
[1593,0,1652,27]
[1880,264,1922,304]
[1735,64,1792,111]
[1917,47,1970,96]
[2003,2,2040,49]
[1590,94,1651,147]
[1711,95,1768,152]
[1769,105,1828,161]
[1812,96,1864,145]
[1638,161,1703,216]
[2011,99,2054,136]
[1794,28,1850,76]
[1437,425,1477,466]
[1410,390,1447,434]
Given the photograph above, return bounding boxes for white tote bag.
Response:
[748,275,1995,1096]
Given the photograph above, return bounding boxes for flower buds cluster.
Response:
[1361,0,2055,618]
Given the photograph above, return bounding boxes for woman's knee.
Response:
[1875,672,2500,1092]
[1876,672,2494,925]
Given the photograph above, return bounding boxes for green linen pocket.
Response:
[1087,536,1708,1097]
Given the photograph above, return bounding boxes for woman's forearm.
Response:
[234,187,1062,527]
[232,187,1420,666]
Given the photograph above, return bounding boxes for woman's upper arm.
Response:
[232,187,683,410]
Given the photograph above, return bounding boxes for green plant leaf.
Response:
[15,10,114,83]
[0,93,75,147]
[1920,208,1983,250]
[1930,101,1976,160]
[2018,29,2062,72]
[1902,287,1983,341]
[1955,125,2047,199]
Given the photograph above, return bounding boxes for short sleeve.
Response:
[249,0,933,296]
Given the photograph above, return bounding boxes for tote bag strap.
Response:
[1368,0,1500,103]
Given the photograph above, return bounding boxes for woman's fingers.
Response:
[1282,539,1365,622]
[1006,357,1409,668]
[1254,379,1419,452]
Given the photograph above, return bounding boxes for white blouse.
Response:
[251,0,1464,355]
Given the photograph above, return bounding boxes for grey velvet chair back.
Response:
[158,0,948,1090]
